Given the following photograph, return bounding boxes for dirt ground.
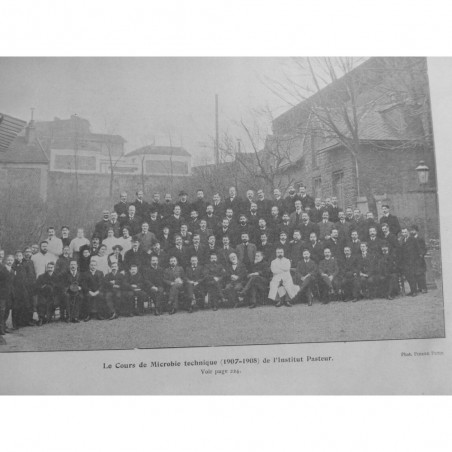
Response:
[0,287,445,353]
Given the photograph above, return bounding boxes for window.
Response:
[313,177,322,199]
[332,171,344,209]
[54,154,96,171]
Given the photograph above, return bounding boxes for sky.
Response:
[0,57,298,165]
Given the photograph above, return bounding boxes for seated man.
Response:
[239,250,271,309]
[378,243,399,300]
[295,249,318,306]
[224,252,247,308]
[34,261,58,325]
[163,256,185,314]
[185,256,206,313]
[357,242,378,299]
[268,247,299,307]
[81,259,105,321]
[202,252,226,311]
[337,246,360,302]
[124,264,148,316]
[318,247,340,303]
[146,255,166,316]
[60,259,84,323]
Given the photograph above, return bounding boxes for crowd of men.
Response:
[0,185,429,335]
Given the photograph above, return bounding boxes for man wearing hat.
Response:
[379,205,401,236]
[178,190,191,219]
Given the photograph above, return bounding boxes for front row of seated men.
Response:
[29,237,406,327]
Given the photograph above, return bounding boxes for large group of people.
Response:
[0,185,429,336]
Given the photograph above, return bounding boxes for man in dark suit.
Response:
[297,184,314,210]
[215,218,235,245]
[347,230,362,256]
[367,227,383,258]
[161,193,174,219]
[310,197,324,223]
[381,223,399,257]
[124,239,148,271]
[185,256,206,313]
[289,200,304,232]
[256,189,270,219]
[337,246,360,302]
[234,215,256,245]
[379,243,399,300]
[187,233,207,265]
[289,229,304,269]
[294,249,318,306]
[132,190,150,219]
[271,188,286,216]
[114,192,129,220]
[379,204,401,236]
[318,210,335,241]
[410,225,428,294]
[146,255,166,316]
[235,233,257,271]
[168,235,190,269]
[103,260,129,318]
[217,236,237,268]
[203,252,227,311]
[120,205,142,236]
[195,219,213,246]
[204,204,220,231]
[81,259,105,321]
[284,186,299,214]
[134,222,157,253]
[187,209,201,234]
[0,255,15,334]
[306,232,324,264]
[335,210,352,242]
[94,210,112,241]
[34,261,59,325]
[327,196,340,223]
[211,193,225,218]
[165,204,185,237]
[400,227,421,296]
[191,189,208,219]
[323,228,344,259]
[356,242,379,299]
[299,212,320,243]
[59,259,84,323]
[148,210,161,235]
[177,191,192,219]
[224,186,243,216]
[124,264,148,316]
[238,250,270,308]
[150,192,163,218]
[318,247,340,303]
[256,232,274,262]
[364,212,382,240]
[352,208,367,240]
[224,252,247,307]
[163,256,185,314]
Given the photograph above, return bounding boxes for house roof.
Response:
[0,114,27,153]
[127,145,191,157]
[0,135,49,164]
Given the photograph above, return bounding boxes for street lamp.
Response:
[415,160,430,185]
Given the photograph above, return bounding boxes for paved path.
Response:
[0,289,445,353]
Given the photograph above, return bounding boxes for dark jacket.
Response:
[124,247,148,271]
[81,270,104,293]
[225,262,247,284]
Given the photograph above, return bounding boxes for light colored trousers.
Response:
[268,273,300,300]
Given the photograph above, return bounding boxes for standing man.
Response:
[46,226,63,258]
[31,241,55,277]
[114,192,129,220]
[191,189,208,218]
[318,211,334,241]
[177,191,191,219]
[410,225,428,294]
[69,228,90,260]
[224,186,242,216]
[298,184,314,210]
[150,193,163,218]
[0,255,15,334]
[94,210,112,241]
[134,222,157,254]
[60,226,72,248]
[121,205,142,236]
[133,189,150,220]
[379,204,401,236]
[235,232,257,272]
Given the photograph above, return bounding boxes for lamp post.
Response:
[415,160,430,239]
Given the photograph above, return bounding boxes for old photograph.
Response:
[0,57,443,353]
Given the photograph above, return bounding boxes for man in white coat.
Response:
[268,247,299,307]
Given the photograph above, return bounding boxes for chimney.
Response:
[25,107,36,145]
